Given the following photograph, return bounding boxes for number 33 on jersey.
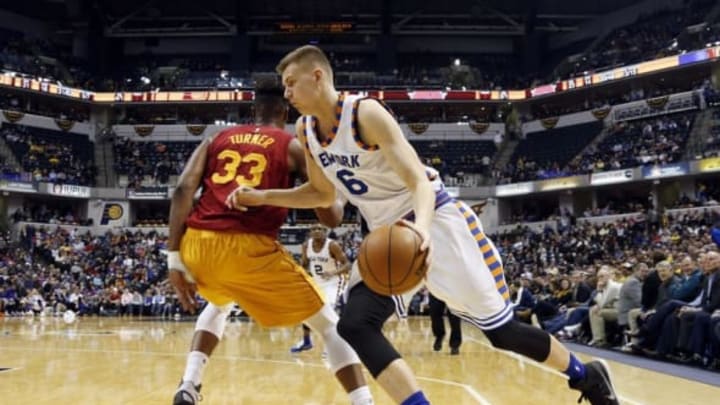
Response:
[186,126,295,237]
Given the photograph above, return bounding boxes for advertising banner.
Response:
[642,162,689,179]
[496,182,534,197]
[48,184,91,198]
[590,169,634,185]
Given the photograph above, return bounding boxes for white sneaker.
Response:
[173,380,201,405]
[564,323,582,337]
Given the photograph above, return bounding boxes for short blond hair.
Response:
[276,45,333,81]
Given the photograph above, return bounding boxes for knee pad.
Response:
[333,283,402,377]
[336,315,401,378]
[483,320,551,363]
[305,304,361,374]
[195,303,233,339]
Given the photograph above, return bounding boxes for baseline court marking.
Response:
[5,345,489,403]
[466,336,645,405]
[416,376,492,405]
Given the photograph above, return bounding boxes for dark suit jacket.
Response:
[571,282,592,305]
[641,271,661,310]
[701,272,720,313]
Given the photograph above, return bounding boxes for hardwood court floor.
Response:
[1,316,718,404]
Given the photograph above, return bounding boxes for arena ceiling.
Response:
[4,0,647,37]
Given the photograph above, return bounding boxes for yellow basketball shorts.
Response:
[180,227,325,327]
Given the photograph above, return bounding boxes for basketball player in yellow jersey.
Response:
[291,224,351,353]
[167,76,373,405]
[229,46,619,405]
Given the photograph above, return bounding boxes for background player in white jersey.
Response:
[229,45,618,405]
[291,224,351,352]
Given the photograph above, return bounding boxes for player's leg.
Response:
[291,282,338,353]
[204,234,375,405]
[428,294,446,351]
[428,202,618,405]
[303,302,374,404]
[447,309,462,355]
[338,282,429,405]
[174,302,234,405]
[290,324,314,352]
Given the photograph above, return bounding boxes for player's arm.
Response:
[167,136,213,312]
[228,117,336,209]
[325,241,351,278]
[288,137,346,227]
[357,99,435,248]
[314,197,346,228]
[300,240,310,269]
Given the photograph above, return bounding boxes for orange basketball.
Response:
[358,223,429,296]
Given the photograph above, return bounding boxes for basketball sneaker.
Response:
[290,339,313,353]
[173,380,202,405]
[433,337,442,351]
[568,360,619,405]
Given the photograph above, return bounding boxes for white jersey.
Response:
[303,94,443,231]
[306,238,342,296]
[309,95,512,330]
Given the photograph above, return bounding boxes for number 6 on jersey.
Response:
[337,169,368,195]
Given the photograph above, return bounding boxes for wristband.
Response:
[167,251,194,282]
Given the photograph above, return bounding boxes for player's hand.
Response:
[397,219,433,270]
[168,270,197,313]
[225,186,265,211]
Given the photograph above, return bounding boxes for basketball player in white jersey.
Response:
[229,45,619,405]
[291,224,351,352]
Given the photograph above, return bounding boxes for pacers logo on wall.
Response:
[101,203,124,225]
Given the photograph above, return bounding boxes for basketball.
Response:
[62,310,76,324]
[358,223,429,296]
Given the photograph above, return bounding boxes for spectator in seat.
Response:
[587,267,622,346]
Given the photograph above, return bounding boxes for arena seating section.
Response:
[500,121,604,183]
[0,123,96,186]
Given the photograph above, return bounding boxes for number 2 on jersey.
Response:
[211,149,267,187]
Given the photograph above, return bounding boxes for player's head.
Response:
[310,224,327,241]
[276,45,334,114]
[253,75,288,128]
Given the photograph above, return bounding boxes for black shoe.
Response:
[450,347,460,355]
[433,337,442,352]
[668,353,693,364]
[568,360,619,405]
[173,380,202,405]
